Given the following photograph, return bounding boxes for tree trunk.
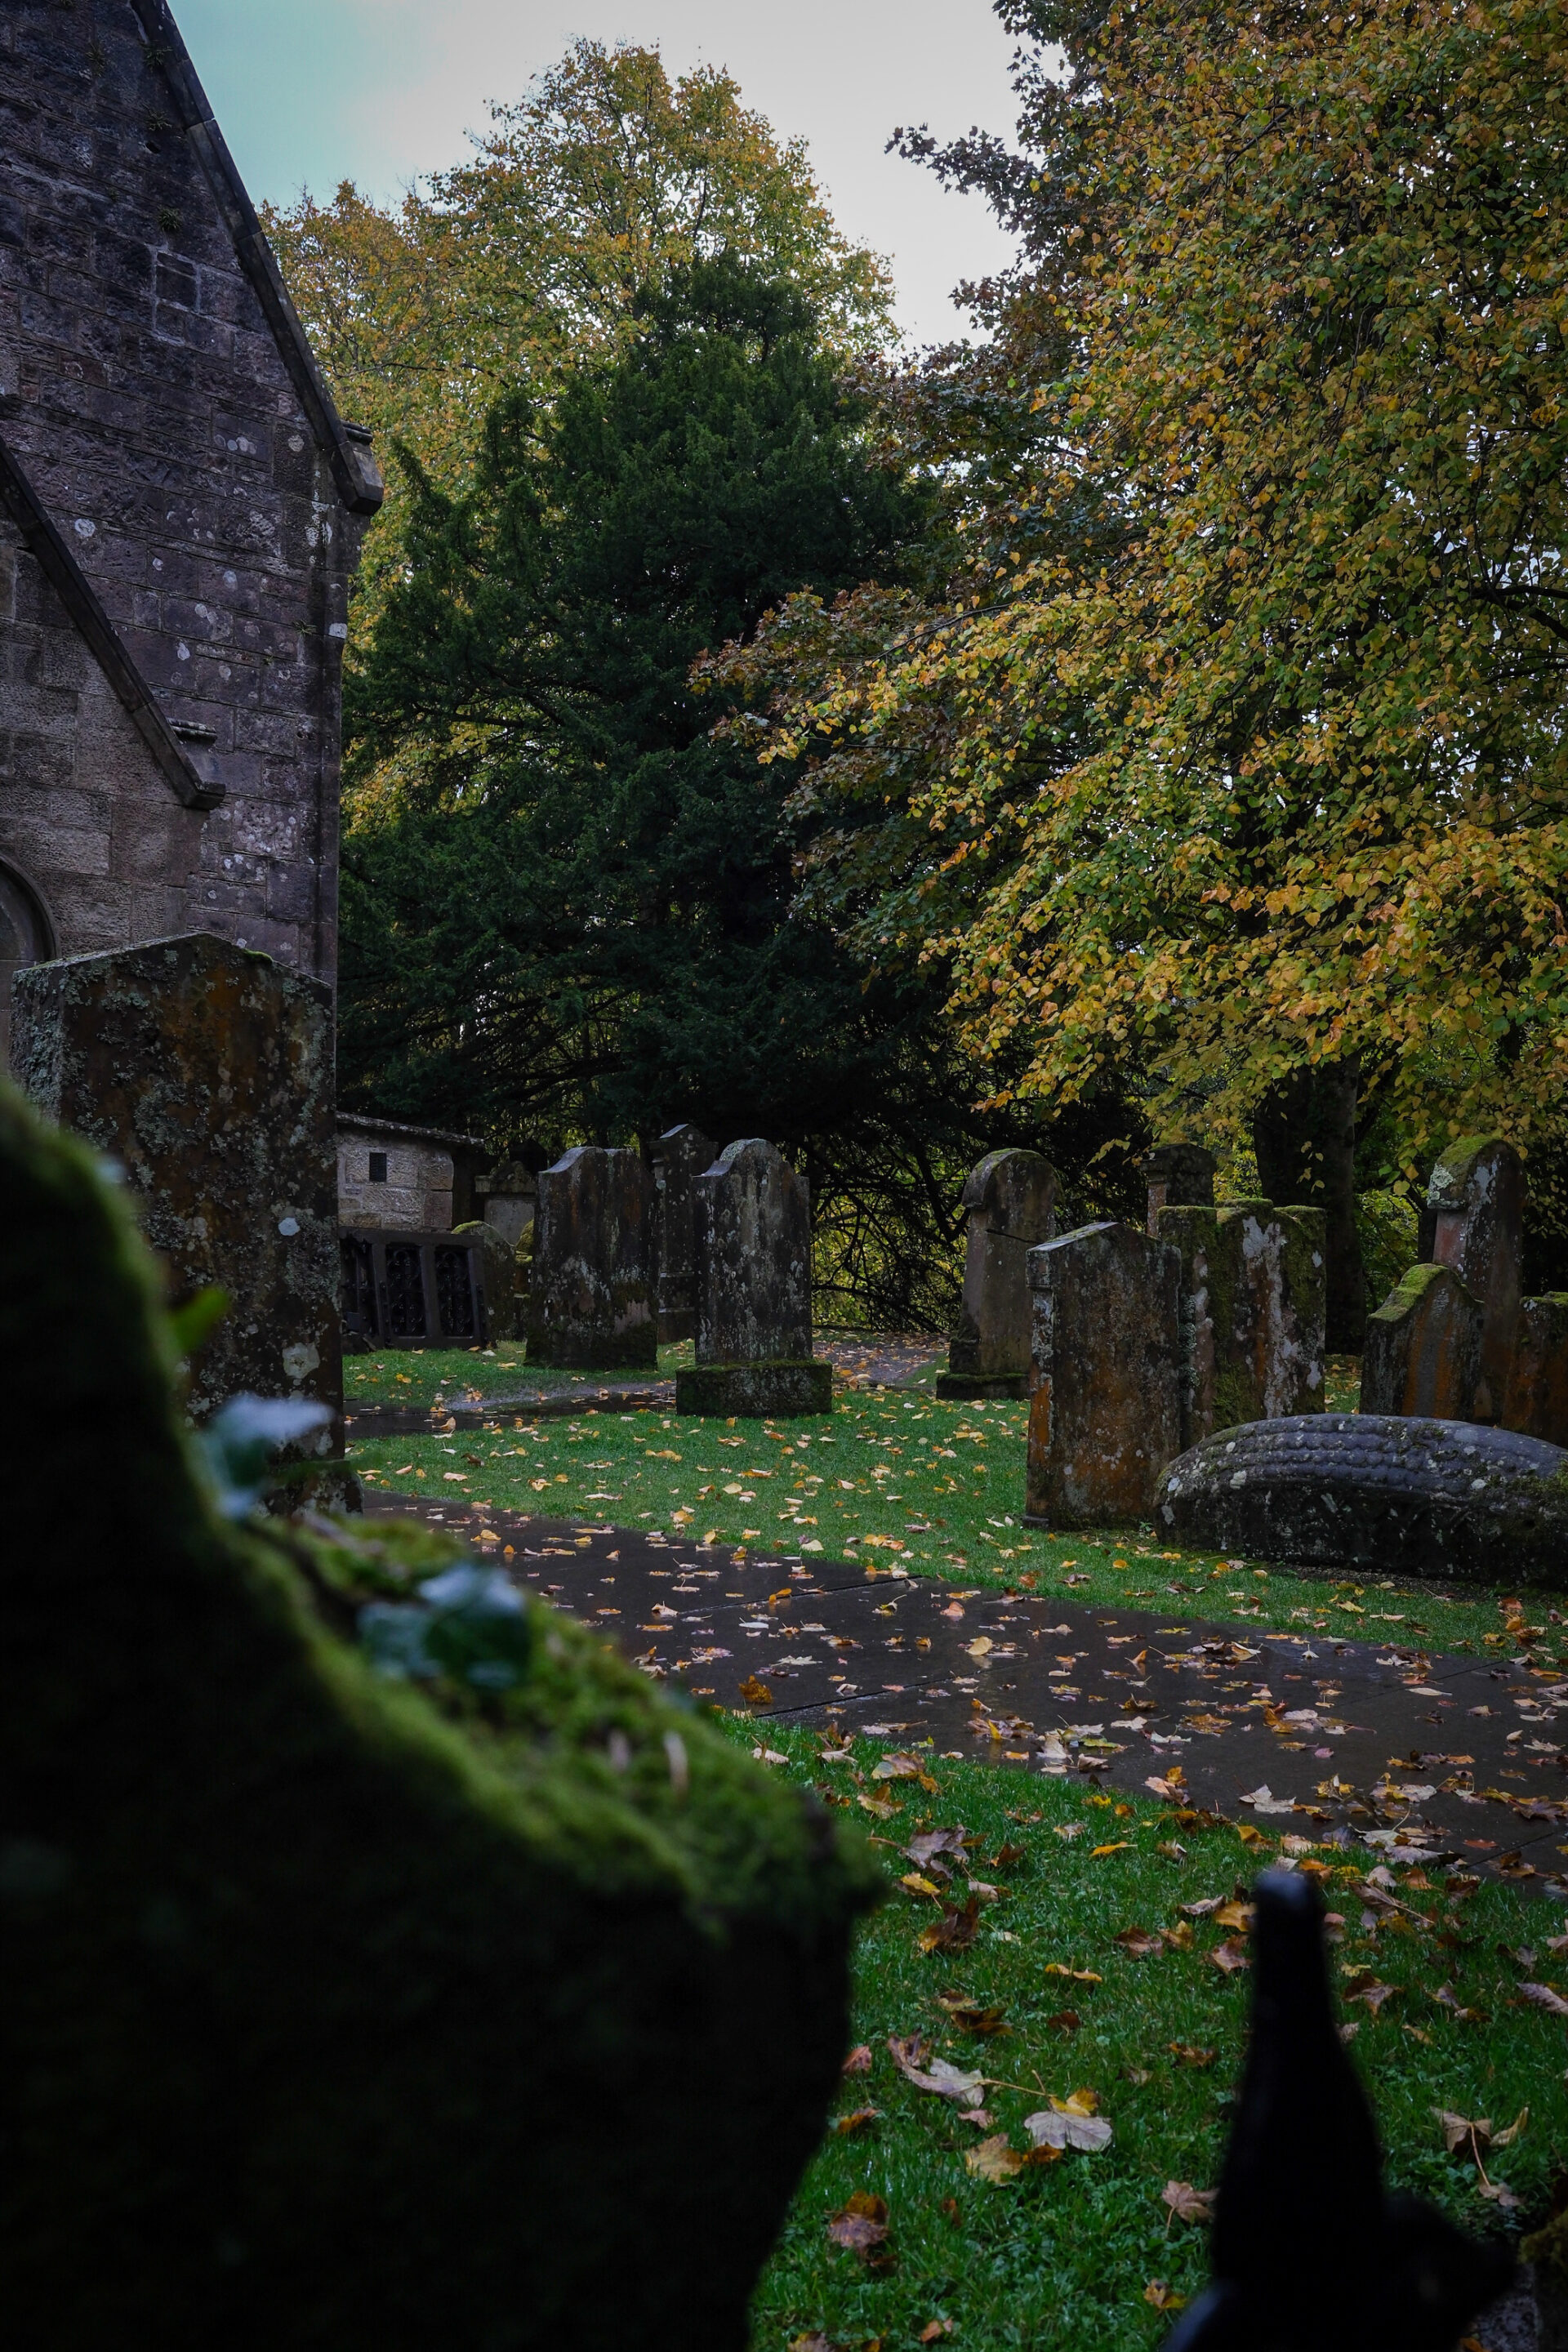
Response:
[1252,1062,1367,1352]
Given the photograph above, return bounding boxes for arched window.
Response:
[0,862,55,1068]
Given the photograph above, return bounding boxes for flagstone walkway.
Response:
[365,1493,1568,1894]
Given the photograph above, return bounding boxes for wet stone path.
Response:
[366,1493,1568,1895]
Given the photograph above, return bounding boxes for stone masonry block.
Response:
[1361,1262,1482,1422]
[939,1148,1059,1399]
[676,1360,832,1419]
[526,1146,657,1370]
[1025,1221,1183,1526]
[10,929,341,1440]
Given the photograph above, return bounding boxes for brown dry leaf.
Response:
[918,1896,981,1955]
[1210,1938,1250,1976]
[1162,1921,1196,1952]
[858,1793,902,1822]
[919,2325,953,2345]
[1182,1896,1224,1918]
[1213,1900,1254,1932]
[1430,1988,1487,2025]
[1090,1841,1132,1859]
[826,2191,889,2254]
[906,1828,969,1869]
[834,2107,880,2136]
[888,2032,931,2073]
[875,1752,939,1792]
[1236,1824,1265,1848]
[937,1997,1009,2035]
[1146,1773,1186,1801]
[886,2037,987,2106]
[1162,2181,1216,2228]
[1519,1981,1568,2016]
[843,2044,874,2076]
[991,1842,1029,1869]
[1493,2108,1530,2149]
[738,1674,773,1705]
[900,1873,944,1900]
[1170,2043,1217,2069]
[1145,2281,1187,2311]
[1044,1962,1103,1984]
[965,2134,1027,2184]
[1024,2101,1113,2154]
[1116,1927,1165,1960]
[1437,2109,1493,2158]
[1343,1971,1398,2015]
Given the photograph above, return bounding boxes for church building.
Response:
[0,0,381,1057]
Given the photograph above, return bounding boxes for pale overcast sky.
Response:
[174,0,1026,348]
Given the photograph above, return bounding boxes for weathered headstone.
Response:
[652,1123,718,1343]
[9,930,340,1446]
[938,1148,1060,1400]
[678,1138,830,1417]
[1361,1262,1482,1420]
[452,1221,516,1343]
[1158,1202,1326,1445]
[1425,1136,1524,1421]
[1024,1222,1183,1526]
[1143,1142,1217,1236]
[1503,1295,1568,1450]
[525,1147,657,1370]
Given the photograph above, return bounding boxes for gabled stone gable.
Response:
[0,0,381,993]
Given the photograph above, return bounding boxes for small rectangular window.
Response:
[368,1152,388,1183]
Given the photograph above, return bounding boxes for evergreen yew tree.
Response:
[341,258,1057,1316]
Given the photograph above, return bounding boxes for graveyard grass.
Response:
[719,1724,1566,2350]
[345,1356,1551,1663]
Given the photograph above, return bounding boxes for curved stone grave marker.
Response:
[525,1145,657,1370]
[679,1138,830,1417]
[938,1147,1059,1400]
[1361,1262,1481,1421]
[1155,1413,1568,1583]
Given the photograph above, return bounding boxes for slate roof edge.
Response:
[129,0,385,519]
[0,425,223,812]
[337,1112,490,1152]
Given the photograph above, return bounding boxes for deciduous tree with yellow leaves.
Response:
[719,0,1568,1341]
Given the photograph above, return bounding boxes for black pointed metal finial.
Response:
[1164,1869,1515,2352]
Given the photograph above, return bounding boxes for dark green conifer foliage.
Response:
[340,256,932,1155]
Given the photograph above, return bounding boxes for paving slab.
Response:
[364,1494,1568,1893]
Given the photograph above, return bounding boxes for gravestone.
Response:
[678,1138,830,1417]
[1158,1201,1326,1445]
[1503,1295,1568,1450]
[525,1147,657,1370]
[1426,1136,1524,1421]
[1361,1262,1481,1420]
[653,1123,717,1343]
[452,1221,516,1343]
[938,1148,1060,1400]
[1024,1221,1183,1526]
[475,1159,539,1251]
[1144,1142,1217,1236]
[9,930,340,1447]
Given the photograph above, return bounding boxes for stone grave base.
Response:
[527,1330,659,1374]
[677,1360,833,1418]
[935,1369,1028,1401]
[1156,1412,1568,1582]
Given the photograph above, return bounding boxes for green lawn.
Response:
[345,1365,1546,1663]
[344,1339,693,1410]
[724,1726,1565,2350]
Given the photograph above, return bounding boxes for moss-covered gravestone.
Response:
[10,930,340,1444]
[1024,1220,1183,1525]
[1157,1201,1326,1446]
[1505,1295,1568,1448]
[525,1144,658,1370]
[678,1138,830,1418]
[0,1084,876,2346]
[1426,1136,1523,1423]
[1361,1261,1482,1420]
[937,1148,1059,1401]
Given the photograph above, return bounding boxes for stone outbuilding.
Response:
[336,1112,485,1233]
[0,0,383,1059]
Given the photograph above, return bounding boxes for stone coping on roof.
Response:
[337,1113,487,1153]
